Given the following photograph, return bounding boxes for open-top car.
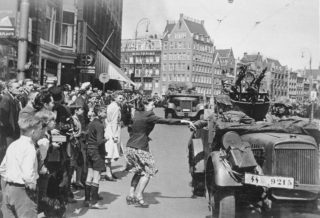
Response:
[188,114,320,217]
[188,64,320,217]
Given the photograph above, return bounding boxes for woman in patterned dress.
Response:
[125,97,192,207]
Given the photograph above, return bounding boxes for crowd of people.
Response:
[0,78,192,217]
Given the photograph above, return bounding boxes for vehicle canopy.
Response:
[212,118,320,148]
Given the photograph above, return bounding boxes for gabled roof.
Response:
[162,22,175,40]
[163,23,175,35]
[305,69,320,79]
[216,49,232,58]
[241,54,260,63]
[0,16,14,27]
[266,58,281,67]
[184,19,208,36]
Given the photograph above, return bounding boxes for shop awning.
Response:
[95,51,136,86]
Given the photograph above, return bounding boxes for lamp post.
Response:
[301,50,313,122]
[17,0,30,81]
[132,18,150,90]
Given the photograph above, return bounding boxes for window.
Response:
[163,54,167,60]
[44,5,58,44]
[162,74,166,81]
[164,42,168,50]
[155,69,159,75]
[170,42,174,49]
[155,56,160,63]
[155,81,159,88]
[61,11,74,47]
[169,64,173,71]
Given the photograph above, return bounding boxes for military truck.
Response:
[188,65,320,217]
[163,91,206,121]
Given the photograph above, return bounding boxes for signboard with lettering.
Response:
[99,73,110,84]
[310,91,317,101]
[0,29,14,38]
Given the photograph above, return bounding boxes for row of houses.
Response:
[121,13,319,101]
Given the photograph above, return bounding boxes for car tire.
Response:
[215,190,235,218]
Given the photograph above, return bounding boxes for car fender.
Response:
[190,138,205,173]
[207,151,242,187]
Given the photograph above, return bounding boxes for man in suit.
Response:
[0,80,21,149]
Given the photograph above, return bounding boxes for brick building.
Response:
[212,48,235,95]
[288,71,297,99]
[121,35,162,95]
[160,14,214,95]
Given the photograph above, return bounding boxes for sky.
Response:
[122,0,320,70]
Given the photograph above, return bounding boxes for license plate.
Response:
[244,173,294,189]
[182,109,190,112]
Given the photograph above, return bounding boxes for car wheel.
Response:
[215,190,235,218]
[167,112,173,118]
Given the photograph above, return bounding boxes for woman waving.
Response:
[125,97,193,207]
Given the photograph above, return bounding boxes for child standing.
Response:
[84,105,108,209]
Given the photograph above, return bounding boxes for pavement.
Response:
[59,108,211,218]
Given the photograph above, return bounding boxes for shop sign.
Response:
[80,68,95,74]
[0,29,14,38]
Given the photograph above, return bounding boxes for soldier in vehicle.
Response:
[265,101,292,122]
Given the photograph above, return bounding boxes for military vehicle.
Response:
[188,65,320,217]
[163,91,206,121]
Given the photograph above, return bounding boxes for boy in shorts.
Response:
[84,105,108,209]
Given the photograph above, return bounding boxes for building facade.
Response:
[160,14,214,95]
[288,71,297,99]
[240,52,268,93]
[77,0,123,89]
[212,48,235,95]
[0,0,122,88]
[266,58,288,100]
[0,2,19,80]
[121,35,162,95]
[296,75,304,101]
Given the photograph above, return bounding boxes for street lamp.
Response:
[132,18,150,90]
[301,49,313,122]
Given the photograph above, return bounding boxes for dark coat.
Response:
[126,110,180,151]
[74,95,89,126]
[0,93,20,140]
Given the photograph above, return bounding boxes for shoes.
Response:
[74,182,85,189]
[67,197,77,204]
[126,196,136,205]
[91,202,108,209]
[82,200,91,207]
[134,197,149,208]
[104,175,117,182]
[98,194,103,201]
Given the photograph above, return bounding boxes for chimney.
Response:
[201,20,204,25]
[180,13,184,19]
[244,52,247,56]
